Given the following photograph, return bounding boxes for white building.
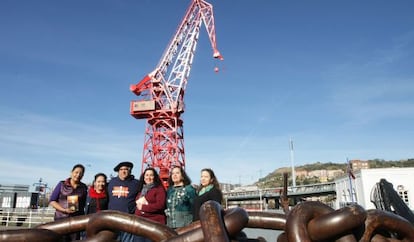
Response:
[335,167,414,210]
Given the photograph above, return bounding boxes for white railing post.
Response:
[28,209,32,228]
[6,210,10,227]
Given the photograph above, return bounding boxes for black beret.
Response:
[114,161,134,172]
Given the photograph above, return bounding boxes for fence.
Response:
[0,207,55,229]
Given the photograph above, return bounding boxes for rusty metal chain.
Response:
[1,200,413,241]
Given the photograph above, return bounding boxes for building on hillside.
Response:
[349,159,369,171]
[308,170,327,177]
[295,170,308,178]
[335,167,414,210]
[327,169,344,178]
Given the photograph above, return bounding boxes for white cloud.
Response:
[0,107,142,188]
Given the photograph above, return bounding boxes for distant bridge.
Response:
[223,182,336,209]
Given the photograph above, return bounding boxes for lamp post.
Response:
[289,138,296,188]
[259,188,263,211]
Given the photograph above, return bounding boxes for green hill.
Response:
[255,158,414,188]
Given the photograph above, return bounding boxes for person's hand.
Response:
[136,197,148,210]
[63,208,74,214]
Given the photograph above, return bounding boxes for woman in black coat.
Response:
[85,173,108,214]
[192,168,222,221]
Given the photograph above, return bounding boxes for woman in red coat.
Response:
[134,167,166,242]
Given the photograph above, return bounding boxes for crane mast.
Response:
[129,0,223,186]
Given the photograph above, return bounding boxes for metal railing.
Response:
[0,207,55,229]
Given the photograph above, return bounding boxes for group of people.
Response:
[49,162,223,242]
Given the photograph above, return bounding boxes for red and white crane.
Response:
[129,0,223,186]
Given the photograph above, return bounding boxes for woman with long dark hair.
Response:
[165,166,196,229]
[134,167,166,242]
[85,173,108,214]
[192,168,222,221]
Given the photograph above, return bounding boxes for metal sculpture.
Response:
[370,178,414,224]
[1,200,414,242]
[2,174,413,241]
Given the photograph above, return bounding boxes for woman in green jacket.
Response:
[165,166,196,229]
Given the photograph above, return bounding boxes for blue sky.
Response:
[1,0,413,190]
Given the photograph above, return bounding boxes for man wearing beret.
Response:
[108,161,139,242]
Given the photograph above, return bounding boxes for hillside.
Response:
[255,158,414,188]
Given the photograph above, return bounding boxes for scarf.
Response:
[140,183,155,197]
[198,184,214,196]
[89,186,106,199]
[88,186,106,212]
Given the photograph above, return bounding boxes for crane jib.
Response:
[129,0,223,188]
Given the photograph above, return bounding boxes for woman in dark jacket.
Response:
[134,167,166,242]
[192,168,222,221]
[166,166,196,229]
[49,164,88,241]
[85,173,108,214]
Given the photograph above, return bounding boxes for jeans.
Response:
[133,235,152,242]
[117,231,134,242]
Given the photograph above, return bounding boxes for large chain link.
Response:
[1,200,413,241]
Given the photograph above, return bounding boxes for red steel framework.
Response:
[129,0,223,186]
